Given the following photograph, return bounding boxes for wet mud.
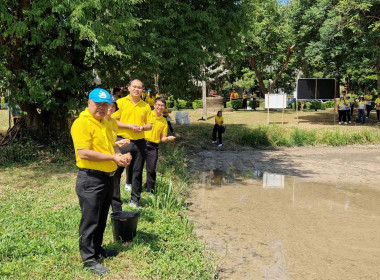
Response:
[188,146,380,280]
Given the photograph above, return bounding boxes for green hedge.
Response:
[248,100,259,109]
[166,100,174,108]
[174,99,187,110]
[226,100,242,110]
[192,99,203,109]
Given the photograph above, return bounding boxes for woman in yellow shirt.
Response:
[212,111,224,147]
[145,92,155,109]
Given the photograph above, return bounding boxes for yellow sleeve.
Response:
[71,118,92,150]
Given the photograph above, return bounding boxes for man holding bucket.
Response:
[71,88,130,275]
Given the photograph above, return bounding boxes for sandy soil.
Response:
[188,146,380,280]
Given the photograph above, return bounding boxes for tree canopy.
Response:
[0,0,379,137]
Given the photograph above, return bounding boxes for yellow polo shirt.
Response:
[112,94,152,140]
[108,118,118,141]
[71,108,117,172]
[375,98,380,110]
[144,113,168,144]
[242,93,248,99]
[215,116,224,126]
[145,96,155,107]
[365,94,373,105]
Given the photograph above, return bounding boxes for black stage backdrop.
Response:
[297,78,335,100]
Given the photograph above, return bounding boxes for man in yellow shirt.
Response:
[71,88,130,275]
[144,98,176,193]
[112,79,153,208]
[230,90,238,101]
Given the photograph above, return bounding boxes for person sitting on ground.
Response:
[374,93,380,122]
[212,110,224,147]
[337,95,347,124]
[357,96,366,124]
[144,98,176,193]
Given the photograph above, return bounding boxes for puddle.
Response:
[189,170,380,280]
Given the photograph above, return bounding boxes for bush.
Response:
[248,100,259,109]
[174,99,187,110]
[192,99,203,109]
[226,100,242,110]
[305,102,312,110]
[321,102,327,110]
[166,100,174,108]
[291,101,302,110]
[310,101,321,111]
[325,101,335,108]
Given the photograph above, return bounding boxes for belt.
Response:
[79,168,115,177]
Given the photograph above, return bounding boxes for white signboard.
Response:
[262,172,285,189]
[265,94,287,109]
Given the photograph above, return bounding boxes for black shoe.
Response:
[83,259,109,275]
[98,248,118,259]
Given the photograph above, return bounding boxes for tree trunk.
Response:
[202,81,207,120]
[376,57,380,94]
[270,44,296,93]
[248,57,267,96]
[154,73,160,94]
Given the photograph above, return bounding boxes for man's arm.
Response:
[77,149,128,166]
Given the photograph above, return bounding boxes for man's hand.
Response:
[121,152,132,165]
[115,138,130,148]
[167,136,176,141]
[114,153,131,167]
[129,124,143,132]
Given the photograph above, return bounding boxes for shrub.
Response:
[166,100,174,108]
[321,102,327,110]
[325,101,335,108]
[174,99,187,110]
[226,100,242,110]
[248,100,259,109]
[305,102,312,110]
[310,101,321,111]
[192,99,203,109]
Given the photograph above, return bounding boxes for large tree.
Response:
[238,0,296,95]
[0,0,140,137]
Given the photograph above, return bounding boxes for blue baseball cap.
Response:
[89,88,112,104]
[148,89,152,92]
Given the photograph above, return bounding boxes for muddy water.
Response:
[189,170,380,280]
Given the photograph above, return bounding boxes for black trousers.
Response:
[242,99,247,109]
[377,110,380,121]
[146,141,159,193]
[76,170,114,261]
[114,138,146,204]
[346,109,351,122]
[212,124,223,144]
[366,104,372,117]
[338,110,346,122]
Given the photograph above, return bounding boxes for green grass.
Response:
[0,138,215,279]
